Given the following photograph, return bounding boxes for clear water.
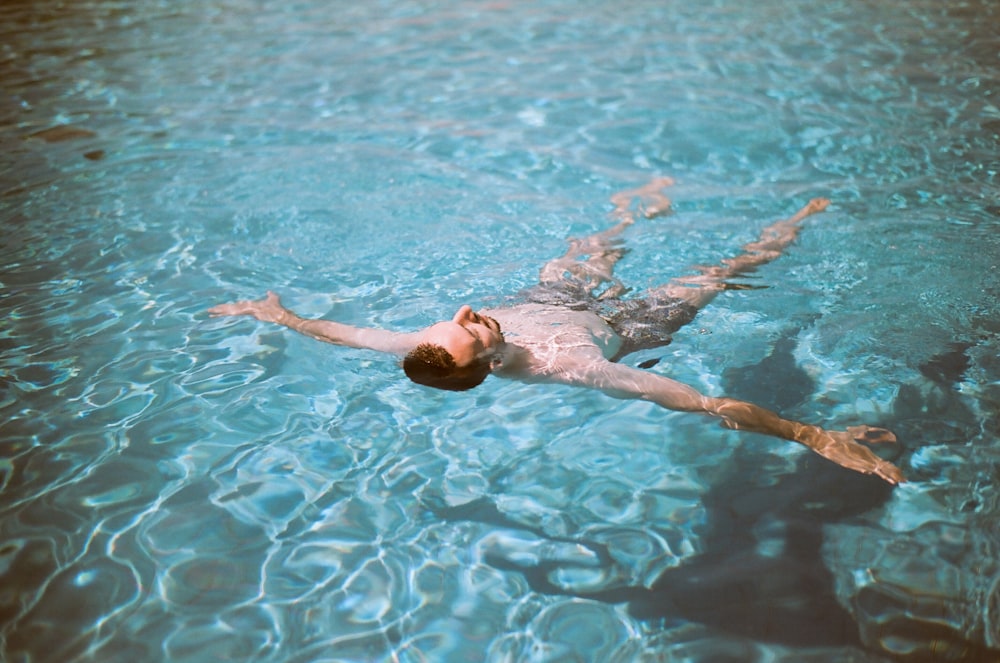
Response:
[2,0,999,660]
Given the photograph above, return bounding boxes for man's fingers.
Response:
[208,292,276,318]
[207,304,232,317]
[876,461,906,485]
[848,425,897,444]
[207,301,251,317]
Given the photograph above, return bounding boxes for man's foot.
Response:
[807,197,830,213]
[747,197,831,254]
[788,197,830,223]
[610,176,675,220]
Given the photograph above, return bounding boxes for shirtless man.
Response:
[208,178,905,484]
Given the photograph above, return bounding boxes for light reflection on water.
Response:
[1,0,999,661]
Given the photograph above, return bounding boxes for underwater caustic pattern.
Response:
[1,0,999,661]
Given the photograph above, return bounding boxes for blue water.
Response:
[2,0,999,660]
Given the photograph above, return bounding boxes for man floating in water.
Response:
[209,178,904,484]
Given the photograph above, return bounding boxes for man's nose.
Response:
[453,305,474,324]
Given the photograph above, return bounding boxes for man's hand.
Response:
[208,291,290,325]
[806,425,905,485]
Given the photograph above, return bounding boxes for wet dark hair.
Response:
[402,343,491,392]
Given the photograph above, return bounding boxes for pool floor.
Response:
[1,0,999,660]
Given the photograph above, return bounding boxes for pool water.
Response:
[2,0,999,660]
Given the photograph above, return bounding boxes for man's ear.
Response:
[489,355,503,370]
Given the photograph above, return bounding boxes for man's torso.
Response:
[484,303,621,379]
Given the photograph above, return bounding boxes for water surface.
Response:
[2,0,999,661]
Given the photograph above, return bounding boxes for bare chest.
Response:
[484,304,622,369]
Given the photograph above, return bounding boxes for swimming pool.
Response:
[2,0,998,660]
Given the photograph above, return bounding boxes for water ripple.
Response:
[2,0,999,661]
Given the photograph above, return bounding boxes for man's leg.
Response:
[538,177,675,297]
[649,198,830,310]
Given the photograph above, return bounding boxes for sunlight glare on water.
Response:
[1,0,999,661]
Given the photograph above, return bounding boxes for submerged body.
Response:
[209,179,905,484]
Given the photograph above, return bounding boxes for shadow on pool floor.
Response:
[433,328,999,660]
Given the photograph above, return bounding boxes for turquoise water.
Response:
[2,0,999,660]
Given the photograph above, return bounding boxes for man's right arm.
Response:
[207,291,417,355]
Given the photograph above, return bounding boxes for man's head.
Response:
[403,305,504,391]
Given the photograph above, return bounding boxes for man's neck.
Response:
[490,342,534,378]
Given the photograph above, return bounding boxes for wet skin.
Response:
[207,184,906,485]
[420,305,504,367]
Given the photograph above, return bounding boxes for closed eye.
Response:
[480,315,501,333]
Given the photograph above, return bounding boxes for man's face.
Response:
[420,305,504,367]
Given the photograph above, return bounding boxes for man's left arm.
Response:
[561,361,905,484]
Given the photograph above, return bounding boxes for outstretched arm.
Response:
[562,361,904,484]
[208,291,417,355]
